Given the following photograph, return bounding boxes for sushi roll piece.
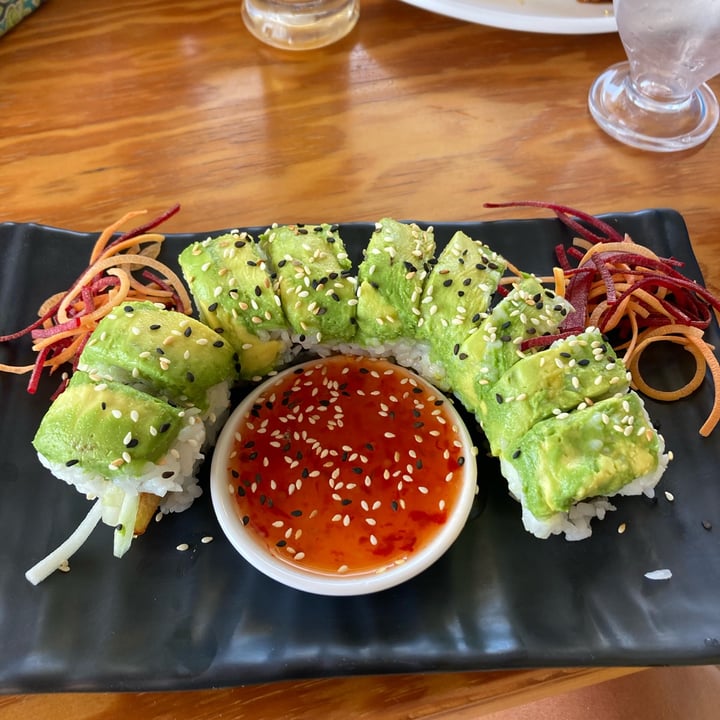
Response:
[178,231,292,381]
[415,230,507,388]
[77,301,238,436]
[258,223,358,350]
[480,327,631,458]
[354,218,435,361]
[29,371,206,580]
[500,391,669,541]
[446,276,573,416]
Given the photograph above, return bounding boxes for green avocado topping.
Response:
[78,301,237,410]
[355,218,435,345]
[481,327,631,458]
[32,371,185,476]
[178,232,290,380]
[259,223,358,345]
[508,391,663,518]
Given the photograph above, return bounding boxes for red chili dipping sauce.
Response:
[225,355,474,577]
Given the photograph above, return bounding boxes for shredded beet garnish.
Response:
[1,205,190,396]
[487,200,720,435]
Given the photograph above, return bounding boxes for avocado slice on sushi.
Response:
[481,327,631,458]
[500,390,668,540]
[446,276,573,416]
[78,301,238,417]
[355,218,435,346]
[415,230,506,387]
[178,231,291,381]
[259,223,358,348]
[31,371,206,564]
[33,371,189,480]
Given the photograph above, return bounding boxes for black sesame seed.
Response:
[291,509,303,517]
[184,326,192,337]
[500,334,512,343]
[254,285,262,297]
[149,323,161,330]
[276,539,287,547]
[443,279,453,287]
[453,343,460,356]
[161,470,175,479]
[496,393,504,404]
[237,486,246,496]
[213,340,225,348]
[159,422,171,433]
[352,467,363,474]
[186,371,195,383]
[501,321,511,329]
[156,347,165,355]
[208,302,218,312]
[123,305,134,313]
[560,352,572,358]
[242,515,250,526]
[65,459,80,467]
[125,438,139,449]
[457,456,465,465]
[512,449,521,459]
[463,277,472,286]
[471,313,482,323]
[459,352,469,360]
[341,498,352,506]
[578,358,590,366]
[391,501,399,511]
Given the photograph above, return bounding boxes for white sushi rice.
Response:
[201,380,232,446]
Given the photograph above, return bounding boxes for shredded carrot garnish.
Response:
[0,205,187,394]
[485,201,720,436]
[558,227,720,435]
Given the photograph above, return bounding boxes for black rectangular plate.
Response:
[1,209,719,693]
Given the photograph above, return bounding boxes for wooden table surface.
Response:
[1,0,718,717]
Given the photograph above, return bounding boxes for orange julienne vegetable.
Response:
[485,200,720,436]
[0,204,189,395]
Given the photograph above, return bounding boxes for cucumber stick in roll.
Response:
[32,371,206,560]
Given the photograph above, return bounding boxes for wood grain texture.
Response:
[0,0,718,716]
[0,668,641,719]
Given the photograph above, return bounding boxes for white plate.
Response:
[398,0,616,34]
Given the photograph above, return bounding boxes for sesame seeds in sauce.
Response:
[227,356,471,576]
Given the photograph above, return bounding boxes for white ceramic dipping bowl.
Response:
[210,355,478,596]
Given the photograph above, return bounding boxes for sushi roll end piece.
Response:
[501,391,669,540]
